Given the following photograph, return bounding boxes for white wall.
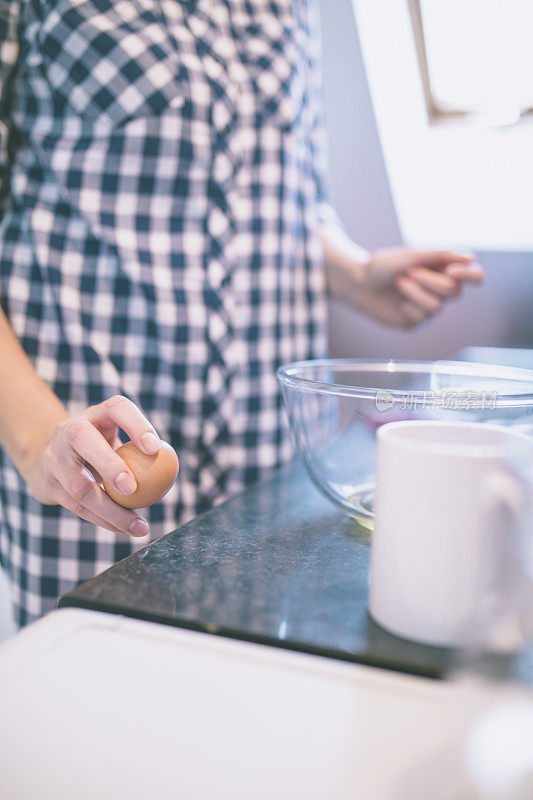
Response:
[319,0,533,360]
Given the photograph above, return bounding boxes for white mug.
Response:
[369,420,533,647]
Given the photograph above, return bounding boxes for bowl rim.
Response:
[276,358,533,407]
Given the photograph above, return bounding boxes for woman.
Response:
[0,0,482,625]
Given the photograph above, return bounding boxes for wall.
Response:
[318,0,533,360]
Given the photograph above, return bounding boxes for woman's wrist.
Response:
[321,224,371,306]
[0,370,69,477]
[5,394,68,477]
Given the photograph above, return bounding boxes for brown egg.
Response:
[103,441,179,509]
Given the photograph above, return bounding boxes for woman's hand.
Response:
[324,237,484,329]
[18,395,162,537]
[358,247,484,327]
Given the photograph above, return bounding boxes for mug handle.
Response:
[478,468,528,653]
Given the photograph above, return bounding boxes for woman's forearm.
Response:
[0,307,68,470]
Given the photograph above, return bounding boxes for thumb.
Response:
[408,250,475,271]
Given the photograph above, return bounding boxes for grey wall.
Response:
[319,0,533,359]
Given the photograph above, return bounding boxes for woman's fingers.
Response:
[407,266,460,298]
[396,259,483,322]
[60,417,138,497]
[395,274,442,314]
[51,481,130,536]
[87,395,161,455]
[445,262,485,283]
[407,250,474,270]
[405,251,484,284]
[52,456,149,536]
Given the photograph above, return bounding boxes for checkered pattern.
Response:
[0,0,330,625]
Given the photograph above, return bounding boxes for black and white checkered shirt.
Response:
[0,0,331,625]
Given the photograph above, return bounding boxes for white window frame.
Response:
[351,0,533,251]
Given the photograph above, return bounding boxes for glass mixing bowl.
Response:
[277,359,533,530]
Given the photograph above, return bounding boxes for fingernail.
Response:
[141,431,161,454]
[115,471,137,495]
[130,516,149,537]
